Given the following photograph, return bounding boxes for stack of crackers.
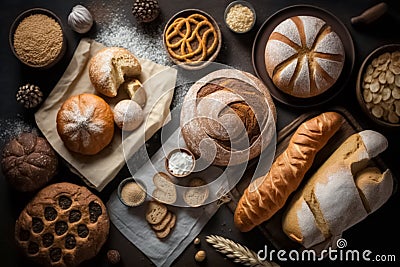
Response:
[146,172,210,239]
[146,201,176,239]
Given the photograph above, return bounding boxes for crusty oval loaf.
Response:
[264,15,345,98]
[89,47,141,97]
[282,130,393,249]
[180,69,276,166]
[233,111,344,232]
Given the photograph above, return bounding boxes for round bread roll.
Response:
[56,93,114,155]
[89,47,141,97]
[180,69,276,166]
[113,99,144,131]
[15,182,109,267]
[1,132,58,192]
[264,15,345,98]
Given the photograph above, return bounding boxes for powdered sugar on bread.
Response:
[89,47,141,98]
[60,101,105,147]
[273,18,301,46]
[56,94,114,155]
[283,130,393,249]
[265,40,297,77]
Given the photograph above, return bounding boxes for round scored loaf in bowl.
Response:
[264,15,345,98]
[14,182,109,267]
[56,93,114,155]
[89,47,141,98]
[180,69,276,166]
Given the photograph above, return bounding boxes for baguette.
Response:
[234,111,344,232]
[282,130,393,249]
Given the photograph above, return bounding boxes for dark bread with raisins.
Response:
[15,182,110,267]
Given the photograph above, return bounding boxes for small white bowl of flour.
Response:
[165,148,195,178]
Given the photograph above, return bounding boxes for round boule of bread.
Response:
[1,132,58,192]
[89,47,141,97]
[264,15,345,98]
[180,69,276,166]
[14,182,109,267]
[56,93,114,155]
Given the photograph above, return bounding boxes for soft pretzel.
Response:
[165,13,218,64]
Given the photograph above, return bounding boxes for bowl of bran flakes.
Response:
[9,8,67,69]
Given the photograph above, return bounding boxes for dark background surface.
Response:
[1,0,400,266]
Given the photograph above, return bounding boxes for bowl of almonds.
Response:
[356,44,400,127]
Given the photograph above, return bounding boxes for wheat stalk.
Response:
[205,235,280,267]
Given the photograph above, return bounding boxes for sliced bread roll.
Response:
[282,130,393,249]
[264,16,345,98]
[152,172,177,204]
[89,47,141,97]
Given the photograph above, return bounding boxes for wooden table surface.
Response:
[1,0,399,266]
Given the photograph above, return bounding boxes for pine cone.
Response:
[132,0,160,23]
[16,83,44,109]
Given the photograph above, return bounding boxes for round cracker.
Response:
[152,211,172,231]
[146,201,168,225]
[155,225,171,239]
[155,214,176,239]
[183,178,209,207]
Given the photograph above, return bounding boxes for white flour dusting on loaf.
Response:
[264,15,345,98]
[97,49,114,85]
[60,101,105,147]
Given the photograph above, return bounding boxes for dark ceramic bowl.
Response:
[9,8,67,69]
[163,9,222,70]
[117,177,147,207]
[356,44,400,128]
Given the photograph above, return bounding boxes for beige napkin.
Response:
[35,38,177,191]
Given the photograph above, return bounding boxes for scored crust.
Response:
[14,182,110,267]
[264,15,345,98]
[56,93,114,155]
[180,69,276,166]
[1,132,58,192]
